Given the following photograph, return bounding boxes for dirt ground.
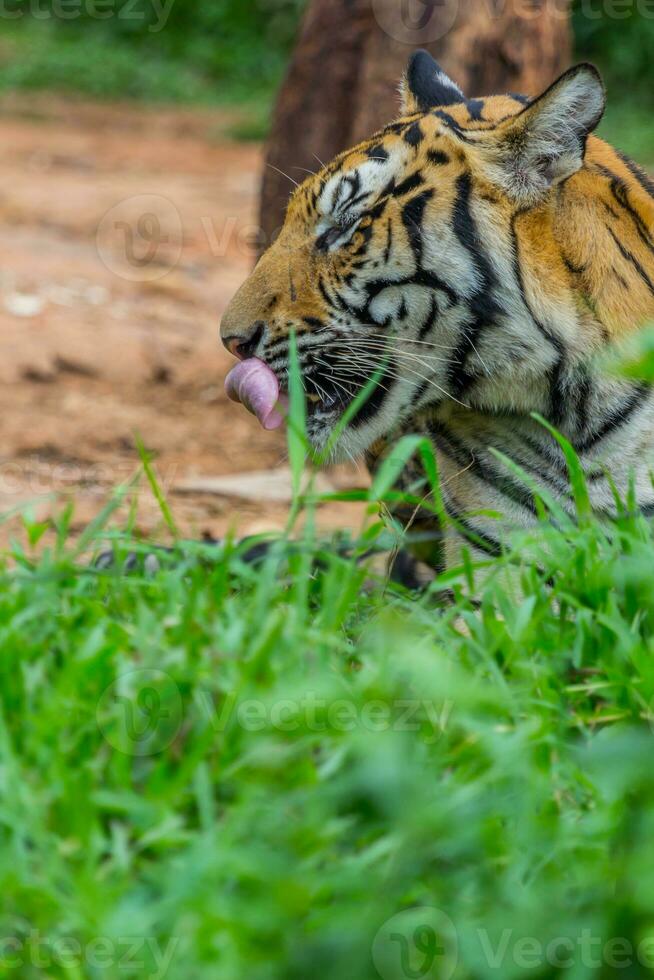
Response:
[0,93,367,549]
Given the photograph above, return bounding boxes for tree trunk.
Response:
[260,0,572,249]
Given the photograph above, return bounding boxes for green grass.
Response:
[4,350,654,978]
[0,32,225,104]
[0,30,281,109]
[2,22,654,164]
[599,101,654,169]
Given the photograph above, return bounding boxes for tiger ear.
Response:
[482,64,606,205]
[400,49,466,114]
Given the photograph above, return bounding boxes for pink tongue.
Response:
[225,358,285,431]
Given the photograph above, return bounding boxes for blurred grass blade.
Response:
[532,414,591,522]
[72,474,140,557]
[490,447,572,528]
[368,435,428,502]
[318,360,389,466]
[606,325,654,380]
[287,331,308,501]
[136,434,179,540]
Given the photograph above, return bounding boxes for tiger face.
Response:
[221,51,654,464]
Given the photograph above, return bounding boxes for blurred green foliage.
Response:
[1,0,654,159]
[571,0,654,161]
[0,0,308,104]
[572,0,654,99]
[5,406,654,976]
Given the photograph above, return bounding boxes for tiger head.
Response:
[221,51,654,459]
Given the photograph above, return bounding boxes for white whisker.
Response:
[325,341,453,369]
[328,326,453,351]
[334,356,468,409]
[266,163,301,188]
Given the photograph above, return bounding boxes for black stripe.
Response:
[379,177,396,201]
[433,110,472,141]
[318,276,338,311]
[381,120,415,138]
[351,218,375,258]
[611,179,654,255]
[547,359,566,427]
[419,294,439,340]
[402,190,433,265]
[427,150,450,166]
[430,420,539,515]
[506,428,571,492]
[368,197,389,222]
[366,145,389,163]
[575,382,651,453]
[563,255,587,276]
[503,426,569,488]
[348,190,373,211]
[612,269,628,290]
[467,99,485,121]
[394,173,425,198]
[413,269,458,307]
[616,150,654,201]
[349,363,396,430]
[595,164,654,258]
[446,172,503,397]
[571,364,593,438]
[412,379,431,406]
[510,211,567,421]
[608,227,654,296]
[383,219,393,265]
[404,122,424,147]
[319,276,360,320]
[339,172,361,210]
[445,503,504,557]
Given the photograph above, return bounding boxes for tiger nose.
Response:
[222,320,265,360]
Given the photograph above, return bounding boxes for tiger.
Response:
[220,49,654,580]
